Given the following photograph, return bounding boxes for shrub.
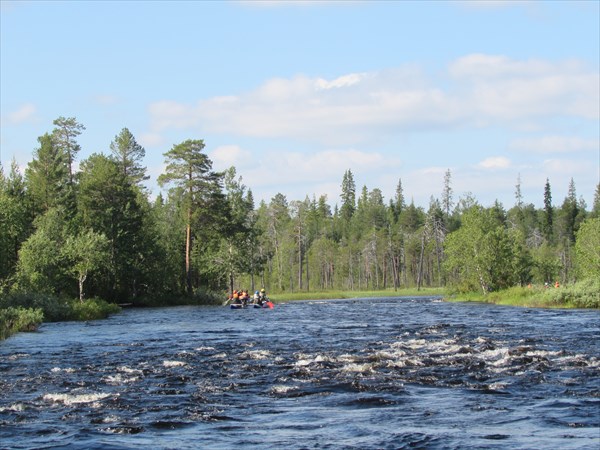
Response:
[0,307,44,340]
[0,292,71,322]
[541,278,599,309]
[69,298,121,321]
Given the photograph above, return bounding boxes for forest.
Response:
[1,117,599,336]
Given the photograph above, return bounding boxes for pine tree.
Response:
[110,127,149,186]
[52,116,85,185]
[158,140,223,295]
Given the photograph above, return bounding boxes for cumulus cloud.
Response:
[478,156,511,170]
[510,136,599,153]
[146,54,598,147]
[209,145,252,168]
[4,103,37,124]
[240,148,390,190]
[138,133,165,148]
[542,158,588,174]
[449,55,598,121]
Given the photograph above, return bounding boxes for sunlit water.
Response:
[1,297,599,449]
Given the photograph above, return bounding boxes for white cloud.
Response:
[478,156,511,170]
[4,103,37,124]
[449,55,599,121]
[316,73,367,90]
[209,145,252,168]
[510,136,599,153]
[138,133,165,148]
[542,158,588,174]
[146,54,598,147]
[421,166,449,175]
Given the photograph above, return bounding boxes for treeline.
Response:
[1,117,599,311]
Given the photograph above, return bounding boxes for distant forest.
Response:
[1,117,599,303]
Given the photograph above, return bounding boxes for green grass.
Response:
[445,279,599,309]
[269,287,446,302]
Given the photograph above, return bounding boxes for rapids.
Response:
[1,296,598,449]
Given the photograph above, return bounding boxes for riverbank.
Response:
[0,294,120,340]
[445,279,599,309]
[269,280,598,309]
[270,287,445,302]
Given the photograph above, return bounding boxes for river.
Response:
[1,296,598,449]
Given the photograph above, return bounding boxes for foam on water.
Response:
[1,298,598,450]
[162,360,186,367]
[43,393,113,406]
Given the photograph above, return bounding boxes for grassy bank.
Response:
[445,278,599,309]
[269,287,446,302]
[0,293,121,340]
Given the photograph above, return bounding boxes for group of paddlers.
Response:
[227,288,273,307]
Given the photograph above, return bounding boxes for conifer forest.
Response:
[1,117,599,308]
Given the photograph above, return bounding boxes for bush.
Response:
[0,292,121,330]
[0,292,71,322]
[69,297,121,321]
[0,307,44,340]
[538,278,599,308]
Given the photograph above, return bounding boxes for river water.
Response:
[1,297,598,449]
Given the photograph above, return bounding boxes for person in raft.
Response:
[258,289,268,303]
[231,290,242,305]
[240,290,250,306]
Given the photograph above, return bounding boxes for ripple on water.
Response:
[1,299,598,450]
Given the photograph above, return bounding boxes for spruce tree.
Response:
[543,178,554,242]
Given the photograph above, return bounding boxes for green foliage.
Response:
[0,292,71,322]
[0,163,31,287]
[541,278,599,308]
[63,230,110,300]
[444,205,517,294]
[574,217,600,280]
[78,153,147,301]
[25,133,68,213]
[69,297,121,321]
[15,208,71,295]
[0,292,120,333]
[133,287,223,307]
[110,127,148,185]
[52,116,85,184]
[4,118,598,311]
[449,279,599,309]
[0,307,44,340]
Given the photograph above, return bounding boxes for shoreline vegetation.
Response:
[2,119,600,341]
[2,280,597,341]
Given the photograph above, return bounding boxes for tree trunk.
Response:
[298,240,303,290]
[306,249,310,292]
[79,274,86,302]
[417,233,425,291]
[186,212,192,296]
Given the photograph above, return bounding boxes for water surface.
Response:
[1,297,598,449]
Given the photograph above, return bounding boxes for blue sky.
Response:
[1,0,599,210]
